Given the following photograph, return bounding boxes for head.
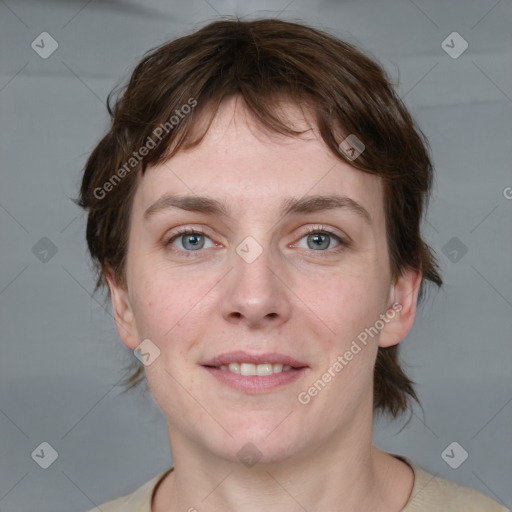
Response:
[78,18,442,461]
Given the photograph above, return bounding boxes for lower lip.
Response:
[203,366,308,393]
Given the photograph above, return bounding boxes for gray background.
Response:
[0,0,511,510]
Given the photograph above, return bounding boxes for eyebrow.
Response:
[143,193,372,225]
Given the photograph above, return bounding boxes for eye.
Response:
[165,228,216,252]
[293,226,348,253]
[164,226,349,257]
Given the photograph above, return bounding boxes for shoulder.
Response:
[87,468,173,512]
[400,457,509,511]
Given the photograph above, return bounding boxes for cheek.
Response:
[309,267,388,342]
[131,269,213,362]
[131,271,182,340]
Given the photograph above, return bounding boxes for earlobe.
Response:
[105,268,140,350]
[378,268,422,348]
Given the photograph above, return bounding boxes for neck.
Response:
[153,414,414,512]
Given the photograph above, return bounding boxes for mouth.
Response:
[214,362,296,376]
[201,351,309,393]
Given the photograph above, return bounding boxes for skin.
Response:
[107,95,421,512]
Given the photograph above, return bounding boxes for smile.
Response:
[201,351,309,393]
[218,363,293,375]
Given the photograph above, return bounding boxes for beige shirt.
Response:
[90,456,508,511]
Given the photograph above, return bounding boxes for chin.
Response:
[220,440,297,467]
[203,422,303,466]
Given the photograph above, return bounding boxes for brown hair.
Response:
[78,18,442,418]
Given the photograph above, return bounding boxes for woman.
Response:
[79,18,507,511]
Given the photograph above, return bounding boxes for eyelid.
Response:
[303,223,341,234]
[294,224,350,243]
[164,226,217,244]
[164,224,351,256]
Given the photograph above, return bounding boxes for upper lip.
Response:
[201,351,309,368]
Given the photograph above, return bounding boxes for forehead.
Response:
[133,96,384,223]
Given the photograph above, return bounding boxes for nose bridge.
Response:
[222,234,290,326]
[233,234,277,300]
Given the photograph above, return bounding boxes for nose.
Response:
[220,240,292,330]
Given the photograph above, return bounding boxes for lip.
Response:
[201,351,308,368]
[201,351,309,394]
[203,366,308,393]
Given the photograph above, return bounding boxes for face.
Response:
[108,96,420,465]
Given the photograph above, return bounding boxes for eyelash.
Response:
[164,226,350,258]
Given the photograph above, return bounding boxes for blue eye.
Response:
[165,226,349,258]
[294,226,350,256]
[293,226,352,258]
[166,229,215,252]
[305,232,336,250]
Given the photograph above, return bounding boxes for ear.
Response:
[379,268,422,348]
[105,268,140,350]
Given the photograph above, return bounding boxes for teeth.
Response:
[273,364,283,373]
[240,363,256,376]
[220,363,294,376]
[257,363,273,376]
[228,363,240,374]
